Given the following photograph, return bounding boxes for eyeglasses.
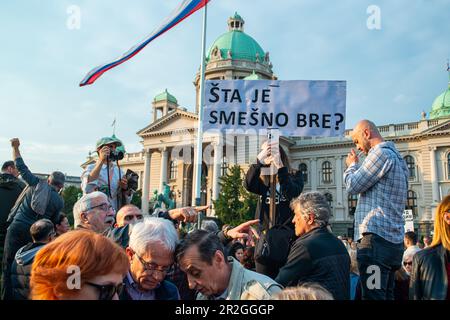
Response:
[87,203,113,212]
[403,261,412,266]
[124,214,144,221]
[85,282,124,300]
[134,252,172,275]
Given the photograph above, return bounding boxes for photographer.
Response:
[81,136,131,212]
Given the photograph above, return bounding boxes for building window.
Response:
[322,161,332,183]
[404,155,416,180]
[348,194,358,216]
[169,159,177,180]
[221,156,229,176]
[299,163,308,183]
[406,190,418,216]
[447,153,450,179]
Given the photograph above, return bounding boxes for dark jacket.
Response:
[275,226,351,300]
[0,173,25,238]
[120,278,179,300]
[10,157,64,227]
[410,244,448,300]
[10,242,45,300]
[244,162,303,230]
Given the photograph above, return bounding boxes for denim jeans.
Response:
[357,233,404,300]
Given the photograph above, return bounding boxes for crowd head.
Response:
[126,217,178,291]
[73,191,115,233]
[290,192,331,236]
[430,194,450,250]
[30,229,128,300]
[115,204,144,227]
[1,160,19,177]
[175,230,229,297]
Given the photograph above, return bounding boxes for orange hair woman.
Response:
[410,195,450,300]
[30,229,128,300]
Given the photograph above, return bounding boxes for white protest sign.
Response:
[403,209,414,232]
[202,80,346,137]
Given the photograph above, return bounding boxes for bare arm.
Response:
[86,146,110,183]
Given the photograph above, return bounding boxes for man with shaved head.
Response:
[344,120,409,300]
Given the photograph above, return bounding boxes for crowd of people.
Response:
[0,119,449,301]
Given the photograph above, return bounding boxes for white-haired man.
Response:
[121,217,179,300]
[73,191,115,233]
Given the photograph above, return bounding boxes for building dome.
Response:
[429,84,450,119]
[206,13,269,65]
[153,89,178,104]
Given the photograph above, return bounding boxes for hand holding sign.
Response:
[257,141,271,165]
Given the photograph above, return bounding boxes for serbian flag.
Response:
[80,0,210,87]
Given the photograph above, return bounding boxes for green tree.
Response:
[213,165,258,226]
[61,185,82,227]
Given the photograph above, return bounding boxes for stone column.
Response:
[141,150,152,215]
[310,158,318,191]
[159,147,168,192]
[334,156,344,221]
[211,141,223,216]
[429,147,439,204]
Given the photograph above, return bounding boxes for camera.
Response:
[125,169,139,192]
[107,150,124,162]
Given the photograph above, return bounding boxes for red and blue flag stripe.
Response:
[80,0,210,87]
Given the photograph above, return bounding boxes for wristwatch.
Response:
[223,225,234,240]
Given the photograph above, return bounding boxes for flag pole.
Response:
[193,1,208,226]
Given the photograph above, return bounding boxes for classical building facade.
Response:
[82,14,450,237]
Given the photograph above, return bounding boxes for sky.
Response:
[0,0,449,176]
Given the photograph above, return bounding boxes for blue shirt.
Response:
[344,141,409,244]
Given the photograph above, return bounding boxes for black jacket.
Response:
[0,173,25,237]
[244,162,303,230]
[275,226,350,300]
[410,244,449,300]
[10,242,45,300]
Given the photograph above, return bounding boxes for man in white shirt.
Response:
[81,136,130,213]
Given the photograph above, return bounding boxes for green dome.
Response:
[429,84,450,119]
[207,13,266,64]
[207,31,266,63]
[154,89,177,104]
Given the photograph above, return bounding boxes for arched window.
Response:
[322,161,332,183]
[406,190,418,216]
[299,163,308,183]
[404,155,416,179]
[348,194,358,216]
[169,159,177,180]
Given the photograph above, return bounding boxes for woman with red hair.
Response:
[30,229,128,300]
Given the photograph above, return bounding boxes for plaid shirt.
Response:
[344,141,409,244]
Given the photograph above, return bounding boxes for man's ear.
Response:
[125,247,134,263]
[80,212,89,223]
[214,250,225,266]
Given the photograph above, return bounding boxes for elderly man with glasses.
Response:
[73,191,115,233]
[121,217,179,300]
